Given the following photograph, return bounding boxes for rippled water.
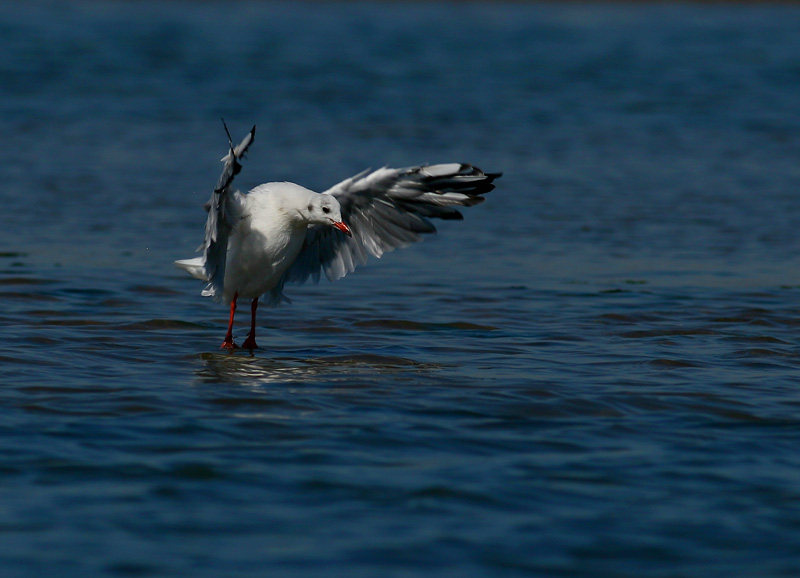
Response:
[3,1,800,577]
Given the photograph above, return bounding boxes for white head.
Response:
[305,194,352,236]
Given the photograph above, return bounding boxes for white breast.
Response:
[221,183,311,302]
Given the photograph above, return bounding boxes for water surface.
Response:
[2,2,800,577]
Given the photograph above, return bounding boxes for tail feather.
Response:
[175,257,208,281]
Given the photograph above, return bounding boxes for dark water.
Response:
[3,1,800,576]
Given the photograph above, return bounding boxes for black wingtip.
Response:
[221,118,234,150]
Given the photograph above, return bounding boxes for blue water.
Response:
[3,1,800,576]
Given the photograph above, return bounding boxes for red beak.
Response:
[333,221,352,237]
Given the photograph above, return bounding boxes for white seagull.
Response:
[176,124,500,349]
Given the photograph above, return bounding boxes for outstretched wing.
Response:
[283,163,500,285]
[181,123,255,299]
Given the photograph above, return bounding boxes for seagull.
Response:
[176,123,500,349]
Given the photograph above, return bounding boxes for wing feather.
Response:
[176,123,255,300]
[283,163,500,285]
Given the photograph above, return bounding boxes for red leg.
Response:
[242,297,259,350]
[221,292,239,349]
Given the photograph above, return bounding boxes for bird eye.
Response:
[322,206,331,214]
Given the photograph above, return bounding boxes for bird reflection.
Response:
[194,351,437,388]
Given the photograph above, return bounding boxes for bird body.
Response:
[177,124,499,349]
[223,184,307,303]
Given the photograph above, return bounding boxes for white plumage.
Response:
[176,124,499,349]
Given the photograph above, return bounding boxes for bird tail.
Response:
[175,257,208,281]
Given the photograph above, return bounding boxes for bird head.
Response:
[309,194,351,237]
